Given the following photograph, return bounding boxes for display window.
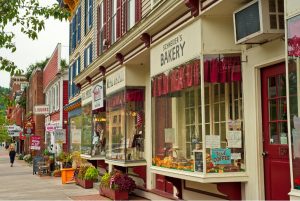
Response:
[70,115,82,152]
[81,104,92,155]
[287,15,300,190]
[92,112,107,157]
[152,56,244,174]
[106,88,145,163]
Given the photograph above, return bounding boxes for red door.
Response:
[261,63,291,200]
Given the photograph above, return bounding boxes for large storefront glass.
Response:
[81,104,92,155]
[287,15,300,189]
[70,115,82,152]
[92,112,107,156]
[152,56,245,174]
[106,88,145,162]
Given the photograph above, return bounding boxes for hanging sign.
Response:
[24,121,35,135]
[92,81,104,110]
[211,148,231,165]
[30,136,41,150]
[81,87,92,106]
[33,105,49,115]
[53,129,66,143]
[45,124,57,132]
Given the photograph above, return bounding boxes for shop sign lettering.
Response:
[92,81,104,110]
[161,35,185,67]
[81,87,92,106]
[33,105,49,115]
[106,68,126,95]
[211,148,231,165]
[30,136,41,150]
[45,125,56,132]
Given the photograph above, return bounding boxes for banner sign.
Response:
[211,148,231,165]
[33,105,49,115]
[54,129,66,143]
[30,136,41,150]
[45,125,57,132]
[92,81,104,110]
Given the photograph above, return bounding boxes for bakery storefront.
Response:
[150,19,246,199]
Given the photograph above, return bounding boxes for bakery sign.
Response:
[81,87,92,106]
[92,81,104,110]
[106,67,125,95]
[33,105,49,115]
[150,20,201,76]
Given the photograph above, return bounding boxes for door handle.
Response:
[262,151,269,157]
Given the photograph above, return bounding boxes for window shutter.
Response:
[107,0,112,47]
[68,66,71,98]
[72,63,76,96]
[135,0,141,23]
[84,48,87,68]
[89,0,93,28]
[116,0,122,39]
[69,23,72,54]
[84,0,88,35]
[72,18,76,50]
[97,5,100,56]
[77,57,81,75]
[89,43,93,64]
[121,0,127,35]
[77,7,81,43]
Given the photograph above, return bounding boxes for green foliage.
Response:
[84,166,99,181]
[100,172,111,188]
[43,149,50,156]
[17,94,26,109]
[77,163,91,180]
[0,86,11,143]
[18,154,24,160]
[25,58,49,80]
[23,154,32,163]
[0,0,70,76]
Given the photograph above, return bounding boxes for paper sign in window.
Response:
[205,135,220,148]
[226,131,242,148]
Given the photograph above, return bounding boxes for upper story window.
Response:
[111,0,117,44]
[127,0,135,29]
[70,6,81,54]
[98,1,105,54]
[69,57,81,99]
[84,43,93,68]
[85,0,93,34]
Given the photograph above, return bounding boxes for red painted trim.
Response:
[217,182,241,200]
[184,0,199,17]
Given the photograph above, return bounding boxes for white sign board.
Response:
[7,124,22,137]
[92,81,104,110]
[81,87,92,106]
[106,67,126,95]
[150,20,201,76]
[45,125,57,132]
[226,131,242,148]
[53,129,66,143]
[33,105,49,115]
[205,135,221,149]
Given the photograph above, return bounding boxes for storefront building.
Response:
[62,0,297,200]
[43,44,69,154]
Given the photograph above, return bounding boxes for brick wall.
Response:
[43,49,58,89]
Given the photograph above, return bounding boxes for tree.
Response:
[0,0,69,76]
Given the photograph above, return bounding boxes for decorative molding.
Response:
[76,83,81,90]
[99,66,106,76]
[184,0,199,17]
[140,33,151,48]
[115,53,124,65]
[85,76,92,84]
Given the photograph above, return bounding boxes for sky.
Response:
[0,0,69,88]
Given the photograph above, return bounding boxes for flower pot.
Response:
[100,187,129,200]
[75,177,93,189]
[61,168,75,184]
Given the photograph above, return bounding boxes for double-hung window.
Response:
[85,0,93,34]
[76,7,81,43]
[99,1,105,54]
[127,0,135,30]
[111,0,117,44]
[84,43,93,68]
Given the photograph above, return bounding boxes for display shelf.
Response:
[150,166,248,183]
[105,159,147,167]
[80,154,105,160]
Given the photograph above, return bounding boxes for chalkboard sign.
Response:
[33,156,43,175]
[235,1,260,41]
[193,150,203,172]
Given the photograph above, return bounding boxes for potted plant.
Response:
[74,164,93,188]
[59,152,74,184]
[53,169,61,177]
[99,171,136,200]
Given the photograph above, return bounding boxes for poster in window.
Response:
[205,135,220,148]
[193,150,203,172]
[211,148,231,165]
[164,128,175,144]
[226,131,242,148]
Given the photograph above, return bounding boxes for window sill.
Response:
[105,159,147,167]
[150,166,248,183]
[289,189,300,199]
[80,154,105,160]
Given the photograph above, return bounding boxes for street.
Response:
[0,147,103,200]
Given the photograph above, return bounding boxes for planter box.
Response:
[61,168,75,184]
[75,177,93,189]
[100,187,129,200]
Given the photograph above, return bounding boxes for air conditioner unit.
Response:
[233,0,284,44]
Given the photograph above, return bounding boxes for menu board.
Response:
[194,150,203,172]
